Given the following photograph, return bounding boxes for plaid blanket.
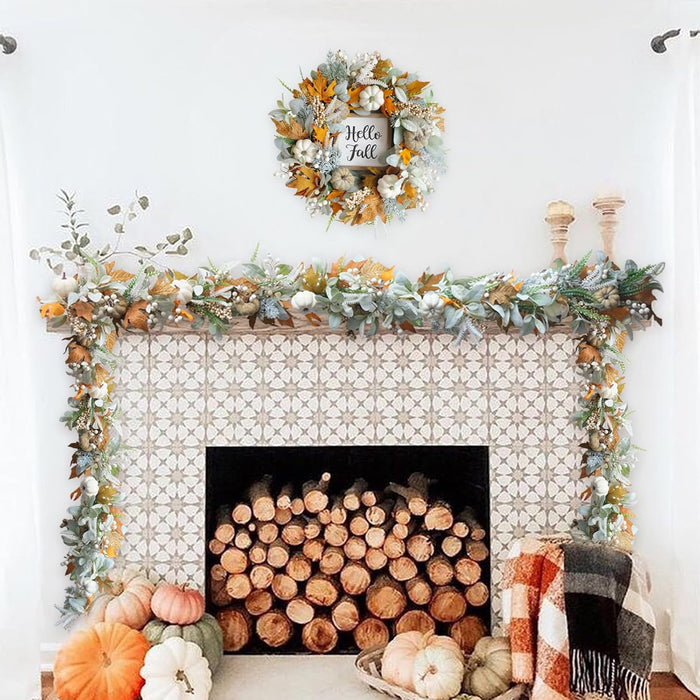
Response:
[562,542,655,700]
[502,536,572,700]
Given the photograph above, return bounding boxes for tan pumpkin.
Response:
[413,645,465,700]
[381,631,425,691]
[462,636,513,700]
[53,622,149,700]
[88,569,155,630]
[151,583,205,625]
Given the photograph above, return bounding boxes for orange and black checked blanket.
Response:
[502,536,572,700]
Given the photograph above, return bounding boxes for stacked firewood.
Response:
[210,472,489,654]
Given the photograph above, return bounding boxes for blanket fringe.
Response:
[570,649,650,700]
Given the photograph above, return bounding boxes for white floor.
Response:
[211,655,379,699]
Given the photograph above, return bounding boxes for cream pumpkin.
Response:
[151,583,205,625]
[381,630,424,691]
[88,569,155,630]
[412,645,465,700]
[421,632,463,660]
[462,636,513,700]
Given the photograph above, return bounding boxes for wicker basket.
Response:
[354,646,528,700]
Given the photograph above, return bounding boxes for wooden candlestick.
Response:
[592,195,625,262]
[545,200,575,265]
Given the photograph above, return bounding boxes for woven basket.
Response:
[355,646,528,700]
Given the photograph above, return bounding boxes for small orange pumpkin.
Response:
[151,583,205,625]
[88,568,155,630]
[53,622,149,700]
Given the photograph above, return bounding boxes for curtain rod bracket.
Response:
[0,34,17,55]
[652,28,699,53]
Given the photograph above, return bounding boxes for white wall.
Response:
[0,0,683,664]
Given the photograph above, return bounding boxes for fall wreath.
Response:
[270,50,446,226]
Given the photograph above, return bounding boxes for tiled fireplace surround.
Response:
[116,329,581,632]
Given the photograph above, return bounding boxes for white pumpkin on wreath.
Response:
[359,85,384,111]
[292,138,319,165]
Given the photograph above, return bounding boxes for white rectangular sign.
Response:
[335,116,391,168]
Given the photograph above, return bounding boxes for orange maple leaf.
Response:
[271,117,308,141]
[301,74,336,103]
[40,301,65,319]
[381,94,397,117]
[406,79,430,96]
[287,166,319,198]
[312,124,328,144]
[122,300,149,331]
[71,300,94,321]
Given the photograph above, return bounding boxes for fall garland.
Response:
[32,193,663,623]
[270,50,446,225]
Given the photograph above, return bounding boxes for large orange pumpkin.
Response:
[151,583,205,625]
[87,568,155,630]
[53,622,150,700]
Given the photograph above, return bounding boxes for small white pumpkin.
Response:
[463,636,512,700]
[83,476,99,498]
[359,85,384,111]
[290,290,317,312]
[592,475,609,497]
[330,167,355,191]
[419,291,445,315]
[52,273,79,299]
[140,636,212,700]
[599,382,618,400]
[88,383,108,400]
[292,138,319,164]
[377,174,404,199]
[172,279,194,305]
[412,645,464,700]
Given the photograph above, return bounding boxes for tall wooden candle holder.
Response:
[545,200,575,265]
[592,195,625,263]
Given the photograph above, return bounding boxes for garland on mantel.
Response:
[31,193,664,624]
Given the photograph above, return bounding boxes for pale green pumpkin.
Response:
[142,613,223,673]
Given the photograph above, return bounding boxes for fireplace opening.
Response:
[206,445,490,654]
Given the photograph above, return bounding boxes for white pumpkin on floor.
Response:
[140,636,212,700]
[412,645,465,700]
[462,636,512,700]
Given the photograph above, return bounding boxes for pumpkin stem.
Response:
[101,651,112,668]
[175,669,195,694]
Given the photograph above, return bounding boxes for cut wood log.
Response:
[301,616,338,653]
[365,525,388,549]
[388,556,418,582]
[466,539,489,562]
[360,489,380,508]
[366,575,407,620]
[256,521,280,545]
[209,578,233,607]
[281,518,306,547]
[449,615,488,654]
[271,573,298,601]
[305,573,340,607]
[365,547,388,571]
[317,508,332,525]
[392,497,411,525]
[249,542,268,565]
[353,617,390,650]
[458,507,486,541]
[324,523,349,547]
[330,496,348,524]
[454,557,482,586]
[244,589,273,617]
[349,514,370,537]
[343,536,368,561]
[465,581,490,607]
[266,539,291,569]
[217,608,252,651]
[249,476,275,522]
[405,576,433,606]
[234,529,253,550]
[331,596,360,632]
[211,563,228,582]
[231,502,252,525]
[214,505,235,543]
[423,502,454,531]
[276,483,294,510]
[249,564,274,590]
[429,585,467,623]
[441,535,463,558]
[451,516,470,539]
[303,517,322,540]
[426,555,454,586]
[208,538,226,556]
[343,478,368,511]
[302,538,324,562]
[319,546,345,576]
[395,609,436,636]
[286,553,313,582]
[286,597,315,625]
[382,533,406,560]
[339,561,372,596]
[388,472,429,516]
[392,522,410,540]
[226,573,253,600]
[406,533,434,562]
[221,547,248,574]
[366,500,393,526]
[274,507,292,525]
[290,497,305,516]
[256,610,293,648]
[302,472,331,513]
